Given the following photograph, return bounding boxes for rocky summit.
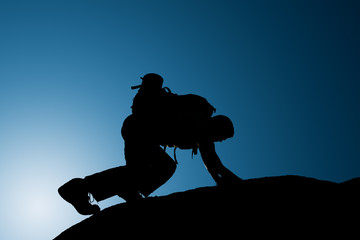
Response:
[54,175,360,239]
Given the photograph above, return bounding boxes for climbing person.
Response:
[58,73,241,215]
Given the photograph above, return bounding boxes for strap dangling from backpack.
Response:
[191,147,198,159]
[163,145,178,165]
[173,146,178,164]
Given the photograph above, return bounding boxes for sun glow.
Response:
[0,134,89,240]
[22,185,55,224]
[3,164,86,240]
[4,171,59,237]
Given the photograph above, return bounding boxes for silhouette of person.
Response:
[58,73,241,215]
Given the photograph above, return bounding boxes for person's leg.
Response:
[122,114,177,196]
[84,166,142,202]
[58,166,142,215]
[135,146,177,197]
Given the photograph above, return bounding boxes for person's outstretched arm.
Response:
[198,141,241,186]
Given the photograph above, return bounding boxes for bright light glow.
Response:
[5,170,66,239]
[0,128,90,240]
[20,184,55,226]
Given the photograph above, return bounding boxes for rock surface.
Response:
[54,175,360,239]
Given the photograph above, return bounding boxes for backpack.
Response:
[131,86,216,162]
[132,86,216,118]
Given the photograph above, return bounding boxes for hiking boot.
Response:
[58,178,100,215]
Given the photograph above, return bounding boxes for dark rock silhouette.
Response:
[54,175,359,239]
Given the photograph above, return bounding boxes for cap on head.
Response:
[131,73,164,90]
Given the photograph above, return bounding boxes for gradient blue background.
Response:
[0,0,359,239]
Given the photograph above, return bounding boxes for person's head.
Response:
[208,115,234,142]
[131,73,163,94]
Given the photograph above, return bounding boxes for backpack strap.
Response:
[173,146,178,164]
[163,145,178,165]
[191,146,198,159]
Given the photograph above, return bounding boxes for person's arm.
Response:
[198,141,241,186]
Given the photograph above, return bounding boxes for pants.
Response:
[84,115,177,201]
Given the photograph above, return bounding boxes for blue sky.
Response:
[0,0,359,239]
